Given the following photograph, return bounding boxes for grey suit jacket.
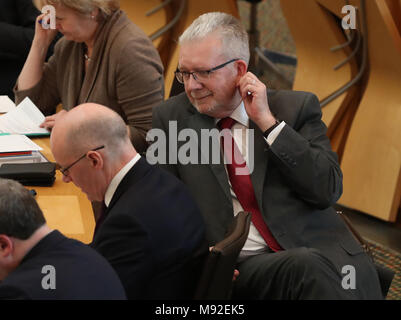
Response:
[151,91,381,295]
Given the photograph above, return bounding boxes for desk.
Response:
[30,137,94,243]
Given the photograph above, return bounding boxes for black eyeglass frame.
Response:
[58,145,105,176]
[175,58,239,84]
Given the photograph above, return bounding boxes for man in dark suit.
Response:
[0,178,126,300]
[150,12,383,299]
[50,103,207,299]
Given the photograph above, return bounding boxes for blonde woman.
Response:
[15,0,164,153]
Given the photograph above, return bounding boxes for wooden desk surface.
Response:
[31,137,94,243]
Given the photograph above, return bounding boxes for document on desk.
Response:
[0,97,50,136]
[0,96,16,113]
[0,134,43,153]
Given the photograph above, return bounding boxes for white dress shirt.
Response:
[104,153,141,207]
[216,102,286,257]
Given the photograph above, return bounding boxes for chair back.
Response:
[194,211,251,300]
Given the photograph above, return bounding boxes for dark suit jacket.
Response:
[151,91,382,297]
[0,230,126,300]
[91,157,207,300]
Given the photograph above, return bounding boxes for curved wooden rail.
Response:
[281,0,401,222]
[120,0,167,52]
[280,0,357,158]
[339,0,401,221]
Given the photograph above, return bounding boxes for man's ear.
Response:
[235,59,248,78]
[0,235,14,258]
[86,151,104,170]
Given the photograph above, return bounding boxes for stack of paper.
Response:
[0,97,50,136]
[0,134,47,166]
[0,134,42,153]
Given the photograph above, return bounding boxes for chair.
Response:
[194,211,251,300]
[337,211,395,298]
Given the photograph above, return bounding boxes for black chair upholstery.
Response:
[337,211,395,298]
[169,67,185,98]
[194,211,252,300]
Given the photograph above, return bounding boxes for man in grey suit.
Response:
[150,12,383,299]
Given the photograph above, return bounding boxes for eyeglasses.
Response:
[175,58,239,84]
[58,146,105,177]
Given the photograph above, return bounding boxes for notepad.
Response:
[0,96,16,113]
[0,97,50,136]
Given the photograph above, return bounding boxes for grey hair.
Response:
[179,12,250,64]
[64,107,130,161]
[0,179,46,240]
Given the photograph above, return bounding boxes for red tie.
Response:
[218,117,282,252]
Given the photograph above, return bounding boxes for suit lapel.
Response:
[186,110,232,203]
[107,157,149,211]
[249,120,269,209]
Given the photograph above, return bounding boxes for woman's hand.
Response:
[34,13,58,48]
[40,110,67,130]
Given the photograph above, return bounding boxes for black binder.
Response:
[0,162,56,186]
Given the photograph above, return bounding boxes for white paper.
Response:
[0,134,43,153]
[0,97,49,135]
[0,96,16,113]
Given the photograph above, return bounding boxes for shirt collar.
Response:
[104,153,141,207]
[215,101,249,127]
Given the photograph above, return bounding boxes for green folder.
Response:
[0,132,50,137]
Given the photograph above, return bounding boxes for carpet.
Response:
[366,239,401,300]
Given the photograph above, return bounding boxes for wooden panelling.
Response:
[281,0,401,221]
[120,0,166,49]
[339,0,401,221]
[280,0,355,132]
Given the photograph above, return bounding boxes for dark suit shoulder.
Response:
[0,284,31,300]
[268,89,321,127]
[153,92,192,119]
[268,89,318,108]
[1,231,126,300]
